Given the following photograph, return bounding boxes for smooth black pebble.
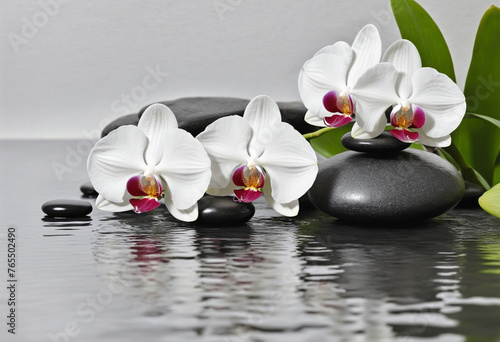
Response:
[196,196,255,224]
[42,199,93,218]
[80,182,98,197]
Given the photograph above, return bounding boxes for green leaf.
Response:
[466,112,500,128]
[479,182,500,218]
[452,5,500,186]
[309,123,353,158]
[391,0,456,81]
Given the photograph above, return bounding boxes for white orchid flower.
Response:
[196,95,318,217]
[87,103,211,222]
[298,24,398,129]
[353,39,466,147]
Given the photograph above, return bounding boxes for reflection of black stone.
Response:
[41,199,92,218]
[196,196,255,225]
[101,97,316,138]
[308,133,464,223]
[301,219,458,301]
[80,182,98,197]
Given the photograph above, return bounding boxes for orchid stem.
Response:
[443,142,491,190]
[302,127,334,140]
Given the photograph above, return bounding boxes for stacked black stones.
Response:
[308,132,465,224]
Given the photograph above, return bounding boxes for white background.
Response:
[1,0,499,139]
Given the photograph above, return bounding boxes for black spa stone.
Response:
[308,133,465,224]
[80,182,98,197]
[42,199,93,218]
[341,132,410,153]
[196,196,255,224]
[101,97,316,138]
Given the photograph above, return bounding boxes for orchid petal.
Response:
[138,103,179,166]
[417,132,452,147]
[129,197,161,214]
[390,128,421,143]
[96,195,133,212]
[262,180,299,217]
[382,40,422,99]
[298,52,353,119]
[409,68,466,138]
[163,188,199,222]
[313,41,352,57]
[87,126,148,203]
[234,188,263,203]
[324,114,352,128]
[347,24,382,86]
[197,116,251,188]
[351,115,387,139]
[304,110,327,127]
[351,63,399,133]
[126,174,162,197]
[155,129,211,210]
[258,123,318,203]
[243,95,282,157]
[232,164,265,188]
[411,105,426,128]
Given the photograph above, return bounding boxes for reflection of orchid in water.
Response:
[88,103,211,222]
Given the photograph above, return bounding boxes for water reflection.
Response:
[90,207,500,341]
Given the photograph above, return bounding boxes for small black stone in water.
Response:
[42,199,93,218]
[341,132,410,154]
[196,196,255,224]
[80,182,98,197]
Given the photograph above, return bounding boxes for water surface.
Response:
[1,140,500,342]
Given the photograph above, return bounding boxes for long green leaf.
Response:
[310,123,353,158]
[391,0,456,81]
[452,5,500,186]
[466,112,500,129]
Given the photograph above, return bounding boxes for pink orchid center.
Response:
[390,104,426,143]
[232,164,265,203]
[126,173,163,213]
[322,90,354,128]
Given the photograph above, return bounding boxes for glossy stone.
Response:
[308,148,465,224]
[102,97,316,138]
[196,196,255,224]
[42,199,93,218]
[80,182,98,197]
[341,132,410,154]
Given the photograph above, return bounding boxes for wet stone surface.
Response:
[309,135,465,224]
[196,195,255,225]
[341,131,410,154]
[102,97,316,138]
[42,199,93,218]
